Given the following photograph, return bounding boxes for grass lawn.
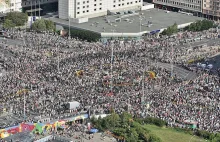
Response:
[143,124,207,142]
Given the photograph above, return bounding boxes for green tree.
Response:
[44,20,55,32]
[149,133,162,142]
[184,20,215,32]
[3,19,16,29]
[161,23,178,36]
[5,12,28,27]
[32,19,47,32]
[126,128,139,142]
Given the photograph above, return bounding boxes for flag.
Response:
[147,71,156,79]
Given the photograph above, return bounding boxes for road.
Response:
[155,62,197,80]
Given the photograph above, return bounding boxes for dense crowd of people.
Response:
[0,28,219,135]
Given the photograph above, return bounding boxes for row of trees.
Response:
[68,28,101,42]
[2,12,55,33]
[91,112,163,142]
[184,19,216,31]
[161,19,216,36]
[91,111,220,142]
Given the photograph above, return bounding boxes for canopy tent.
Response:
[32,123,44,134]
[89,128,98,133]
[66,101,81,110]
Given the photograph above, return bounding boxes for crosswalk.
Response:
[155,62,197,80]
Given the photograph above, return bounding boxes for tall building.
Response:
[152,0,202,14]
[21,0,58,16]
[202,0,220,20]
[21,0,57,7]
[0,0,22,13]
[59,0,143,20]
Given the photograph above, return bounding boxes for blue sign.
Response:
[150,30,160,34]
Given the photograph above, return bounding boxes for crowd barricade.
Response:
[0,114,88,139]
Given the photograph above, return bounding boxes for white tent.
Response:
[67,101,80,110]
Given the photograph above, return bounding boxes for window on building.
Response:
[113,5,116,7]
[77,12,80,14]
[87,10,89,12]
[118,4,121,6]
[100,3,102,5]
[77,7,80,9]
[122,3,124,6]
[83,11,85,13]
[77,2,80,5]
[83,1,85,4]
[100,8,102,10]
[87,1,89,3]
[94,4,96,6]
[83,6,85,8]
[127,2,129,5]
[94,8,97,11]
[87,5,89,8]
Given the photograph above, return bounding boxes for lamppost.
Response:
[69,16,71,39]
[35,0,36,17]
[110,29,116,93]
[39,0,41,18]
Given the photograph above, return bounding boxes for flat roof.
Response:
[50,8,203,34]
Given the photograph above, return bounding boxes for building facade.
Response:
[22,0,57,7]
[152,0,202,13]
[0,0,22,13]
[59,0,143,20]
[202,0,220,20]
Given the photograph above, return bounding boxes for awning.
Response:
[26,8,42,13]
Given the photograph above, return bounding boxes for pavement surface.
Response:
[49,8,203,34]
[155,62,197,80]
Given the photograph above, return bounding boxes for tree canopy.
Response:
[161,23,178,36]
[90,112,162,142]
[3,12,28,28]
[31,19,55,32]
[184,19,215,32]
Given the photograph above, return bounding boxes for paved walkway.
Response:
[155,62,197,80]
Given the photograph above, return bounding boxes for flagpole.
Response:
[171,44,174,78]
[35,0,36,17]
[57,46,60,73]
[39,0,40,18]
[110,30,115,93]
[24,89,26,120]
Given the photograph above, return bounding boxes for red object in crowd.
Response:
[106,92,113,96]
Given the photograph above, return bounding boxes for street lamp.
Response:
[110,29,116,93]
[39,0,41,18]
[69,16,71,39]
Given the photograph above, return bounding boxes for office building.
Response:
[22,0,58,16]
[0,0,22,13]
[152,0,202,14]
[58,0,143,20]
[203,0,220,20]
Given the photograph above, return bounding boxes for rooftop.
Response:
[50,8,203,35]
